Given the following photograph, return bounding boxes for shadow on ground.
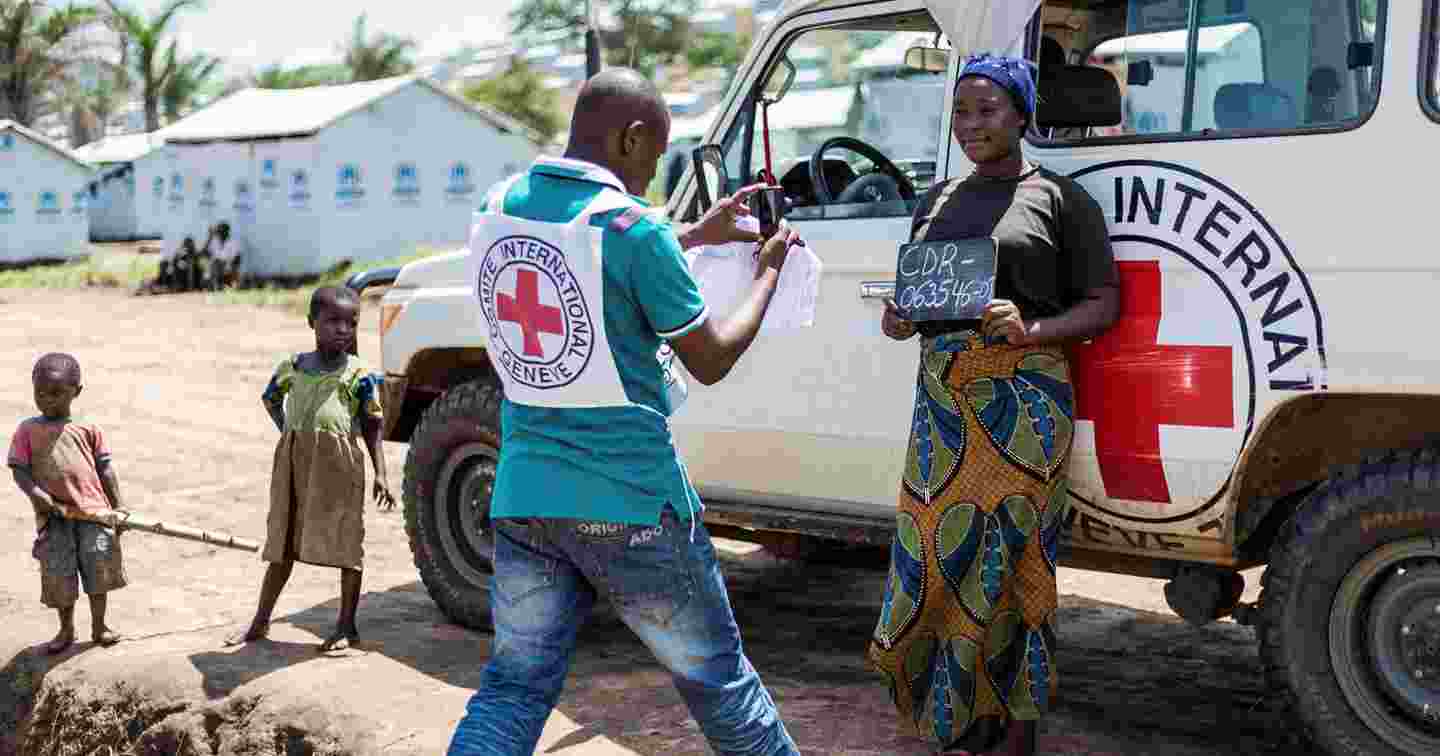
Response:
[168,547,1293,755]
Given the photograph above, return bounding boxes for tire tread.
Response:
[1258,448,1439,756]
[402,380,503,631]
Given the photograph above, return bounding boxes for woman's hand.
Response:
[373,480,396,511]
[882,299,917,341]
[982,299,1029,344]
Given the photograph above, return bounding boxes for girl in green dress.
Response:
[228,286,395,651]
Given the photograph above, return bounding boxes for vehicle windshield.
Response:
[701,11,950,221]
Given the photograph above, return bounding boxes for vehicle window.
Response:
[714,12,949,221]
[1032,0,1383,143]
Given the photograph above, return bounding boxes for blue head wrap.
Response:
[958,54,1038,120]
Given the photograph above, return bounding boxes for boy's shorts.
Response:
[38,516,127,608]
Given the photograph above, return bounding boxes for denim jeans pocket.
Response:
[492,519,558,604]
[607,510,695,629]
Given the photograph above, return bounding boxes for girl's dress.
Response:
[867,168,1116,752]
[260,355,382,570]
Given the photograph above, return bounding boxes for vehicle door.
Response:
[667,0,954,518]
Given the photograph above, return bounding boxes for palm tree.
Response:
[0,1,102,127]
[61,71,125,145]
[160,51,219,121]
[104,0,201,131]
[340,13,415,82]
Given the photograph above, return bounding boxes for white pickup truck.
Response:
[350,0,1440,753]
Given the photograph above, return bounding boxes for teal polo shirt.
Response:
[484,157,708,525]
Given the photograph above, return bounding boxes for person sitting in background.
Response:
[155,237,198,292]
[176,237,204,292]
[155,240,178,290]
[206,222,242,291]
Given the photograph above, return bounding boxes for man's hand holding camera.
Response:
[679,183,766,249]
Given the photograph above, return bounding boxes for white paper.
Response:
[683,215,821,334]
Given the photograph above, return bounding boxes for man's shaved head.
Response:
[569,68,669,147]
[564,68,671,195]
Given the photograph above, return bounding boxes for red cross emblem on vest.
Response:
[497,268,564,358]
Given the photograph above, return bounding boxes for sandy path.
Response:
[1,288,1281,755]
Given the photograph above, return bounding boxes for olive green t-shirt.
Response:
[909,165,1117,336]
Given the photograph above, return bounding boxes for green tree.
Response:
[340,13,415,82]
[462,59,562,144]
[0,1,102,127]
[160,51,219,120]
[511,0,699,78]
[105,0,203,131]
[685,31,749,73]
[250,63,342,90]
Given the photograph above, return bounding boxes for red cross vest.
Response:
[468,174,689,411]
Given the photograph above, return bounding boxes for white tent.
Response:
[157,75,541,276]
[73,131,166,242]
[777,0,1039,57]
[0,121,94,265]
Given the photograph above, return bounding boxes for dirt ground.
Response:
[0,286,1292,755]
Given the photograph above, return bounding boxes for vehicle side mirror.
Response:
[904,45,950,74]
[1347,41,1373,69]
[761,59,796,105]
[691,144,728,214]
[1127,60,1154,86]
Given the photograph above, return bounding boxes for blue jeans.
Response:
[447,507,799,755]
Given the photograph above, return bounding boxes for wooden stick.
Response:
[69,510,260,553]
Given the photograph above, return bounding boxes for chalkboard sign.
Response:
[893,236,998,321]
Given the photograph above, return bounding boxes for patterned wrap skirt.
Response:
[867,330,1074,753]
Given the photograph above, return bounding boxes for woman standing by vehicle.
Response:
[868,55,1119,755]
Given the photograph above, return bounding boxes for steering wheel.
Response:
[808,136,918,206]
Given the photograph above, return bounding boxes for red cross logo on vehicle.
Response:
[1064,160,1325,527]
[1072,261,1234,504]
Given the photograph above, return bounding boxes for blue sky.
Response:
[135,0,524,73]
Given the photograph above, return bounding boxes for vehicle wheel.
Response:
[1258,449,1440,755]
[403,380,502,630]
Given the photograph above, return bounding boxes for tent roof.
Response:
[0,120,93,171]
[73,131,164,164]
[778,0,1039,55]
[767,86,854,131]
[669,86,853,143]
[160,75,540,145]
[853,32,941,72]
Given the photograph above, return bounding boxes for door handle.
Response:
[860,281,894,300]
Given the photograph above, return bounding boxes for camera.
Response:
[752,186,788,239]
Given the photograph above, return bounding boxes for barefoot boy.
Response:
[9,353,126,654]
[227,287,394,651]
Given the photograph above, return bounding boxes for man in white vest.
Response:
[448,68,802,756]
